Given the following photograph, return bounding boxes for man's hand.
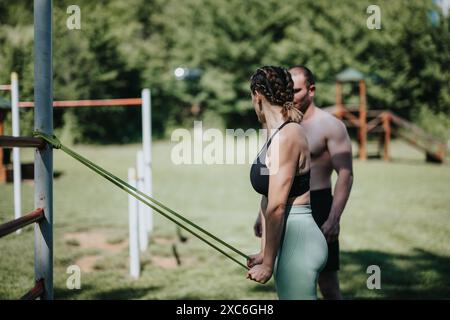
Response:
[321,218,340,243]
[247,264,273,284]
[253,213,262,238]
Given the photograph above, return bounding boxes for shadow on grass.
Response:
[388,158,441,167]
[54,284,94,299]
[249,282,276,293]
[245,248,450,299]
[55,284,160,300]
[92,286,160,299]
[341,248,450,299]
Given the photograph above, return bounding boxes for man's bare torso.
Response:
[301,106,340,191]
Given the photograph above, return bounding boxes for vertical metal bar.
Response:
[128,168,140,279]
[137,151,148,252]
[141,89,153,232]
[11,72,22,234]
[34,0,53,300]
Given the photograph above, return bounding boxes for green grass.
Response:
[0,139,449,299]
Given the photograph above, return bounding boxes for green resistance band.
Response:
[34,131,250,270]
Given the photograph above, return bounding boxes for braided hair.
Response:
[250,66,303,123]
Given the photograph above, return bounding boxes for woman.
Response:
[246,66,328,300]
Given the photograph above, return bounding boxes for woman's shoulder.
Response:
[284,122,307,140]
[275,122,306,147]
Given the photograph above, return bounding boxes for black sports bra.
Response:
[250,121,310,198]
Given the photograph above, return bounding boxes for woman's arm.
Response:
[247,126,301,283]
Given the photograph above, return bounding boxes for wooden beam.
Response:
[358,80,367,160]
[382,112,391,161]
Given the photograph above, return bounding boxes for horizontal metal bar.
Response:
[20,279,45,300]
[0,136,46,149]
[0,208,45,238]
[0,84,11,91]
[19,98,143,108]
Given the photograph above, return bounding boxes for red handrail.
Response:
[0,208,45,238]
[19,98,142,108]
[20,279,45,300]
[0,136,46,149]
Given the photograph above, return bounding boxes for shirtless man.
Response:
[253,66,353,299]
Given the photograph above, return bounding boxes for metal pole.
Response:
[137,151,148,252]
[141,89,153,232]
[11,72,22,234]
[34,0,53,300]
[128,168,140,279]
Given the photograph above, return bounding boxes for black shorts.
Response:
[310,188,340,272]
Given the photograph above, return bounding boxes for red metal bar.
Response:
[20,279,45,300]
[19,98,142,108]
[0,208,44,238]
[0,136,46,149]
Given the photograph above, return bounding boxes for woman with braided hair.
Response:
[246,66,328,299]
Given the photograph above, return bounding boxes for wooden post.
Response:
[358,80,367,160]
[382,112,391,161]
[0,109,5,183]
[335,81,344,119]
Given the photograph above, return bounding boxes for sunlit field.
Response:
[1,139,449,299]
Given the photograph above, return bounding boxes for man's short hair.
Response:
[289,65,315,88]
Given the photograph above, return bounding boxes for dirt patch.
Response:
[76,255,101,273]
[152,236,177,245]
[64,230,128,273]
[64,231,128,253]
[150,254,196,269]
[151,255,178,269]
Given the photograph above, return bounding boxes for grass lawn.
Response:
[0,138,449,299]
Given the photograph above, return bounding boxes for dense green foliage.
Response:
[0,0,449,142]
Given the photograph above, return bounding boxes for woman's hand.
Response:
[247,252,264,268]
[246,264,273,284]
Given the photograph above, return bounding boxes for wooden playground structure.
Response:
[327,68,446,163]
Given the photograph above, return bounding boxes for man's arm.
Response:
[247,197,267,268]
[259,196,267,253]
[253,196,267,238]
[321,119,353,243]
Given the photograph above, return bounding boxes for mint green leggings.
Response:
[273,204,328,300]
